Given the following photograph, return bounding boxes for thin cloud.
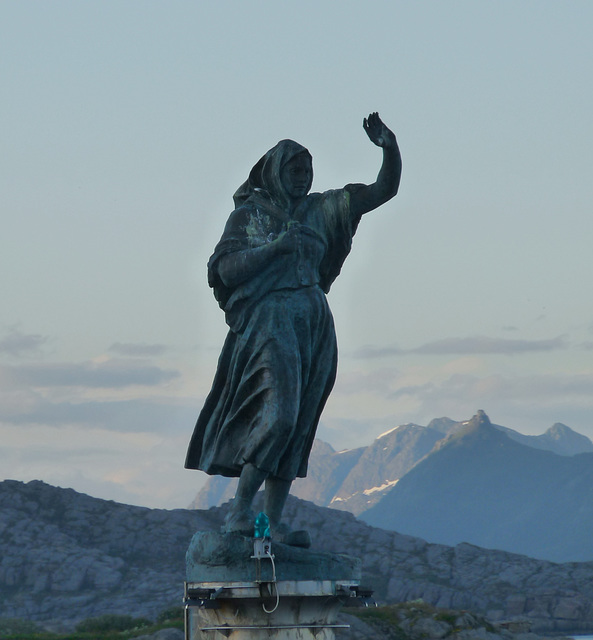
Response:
[1,359,180,389]
[334,367,402,395]
[108,342,170,357]
[390,381,437,400]
[352,345,405,359]
[387,372,593,410]
[353,335,568,359]
[0,328,48,357]
[412,335,568,355]
[0,395,198,433]
[353,371,593,440]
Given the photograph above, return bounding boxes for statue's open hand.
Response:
[363,112,396,149]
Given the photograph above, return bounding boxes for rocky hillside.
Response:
[0,480,214,630]
[2,479,593,634]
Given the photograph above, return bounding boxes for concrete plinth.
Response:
[185,531,362,639]
[185,579,356,639]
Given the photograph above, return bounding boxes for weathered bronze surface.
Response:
[186,113,401,543]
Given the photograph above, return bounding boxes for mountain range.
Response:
[192,410,593,562]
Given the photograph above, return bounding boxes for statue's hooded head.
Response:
[233,140,313,211]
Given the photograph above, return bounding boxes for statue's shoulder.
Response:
[222,204,255,233]
[304,189,342,208]
[311,185,364,203]
[306,187,359,215]
[230,203,255,219]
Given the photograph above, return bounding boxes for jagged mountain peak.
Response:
[433,410,505,451]
[548,422,571,437]
[493,420,593,456]
[310,438,337,455]
[471,408,490,424]
[376,422,423,440]
[426,416,460,434]
[543,422,593,454]
[453,409,492,432]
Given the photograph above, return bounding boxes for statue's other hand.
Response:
[363,112,396,148]
[275,222,301,255]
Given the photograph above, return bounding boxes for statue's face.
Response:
[280,153,312,199]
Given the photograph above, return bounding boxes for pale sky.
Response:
[2,1,592,509]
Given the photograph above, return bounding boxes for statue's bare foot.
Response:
[222,506,255,536]
[271,522,311,549]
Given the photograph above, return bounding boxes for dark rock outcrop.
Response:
[0,479,215,630]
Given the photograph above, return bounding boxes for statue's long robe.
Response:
[185,140,363,481]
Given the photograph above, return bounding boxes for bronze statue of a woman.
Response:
[185,113,401,546]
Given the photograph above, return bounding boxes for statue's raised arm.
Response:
[349,112,402,218]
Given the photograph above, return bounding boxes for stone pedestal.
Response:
[185,579,356,639]
[185,531,362,639]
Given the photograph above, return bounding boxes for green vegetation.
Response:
[1,603,501,640]
[156,607,184,624]
[434,610,457,626]
[0,608,184,640]
[349,605,410,639]
[348,600,497,639]
[74,614,152,633]
[0,619,44,638]
[352,601,428,626]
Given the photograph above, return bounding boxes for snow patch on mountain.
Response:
[363,478,399,495]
